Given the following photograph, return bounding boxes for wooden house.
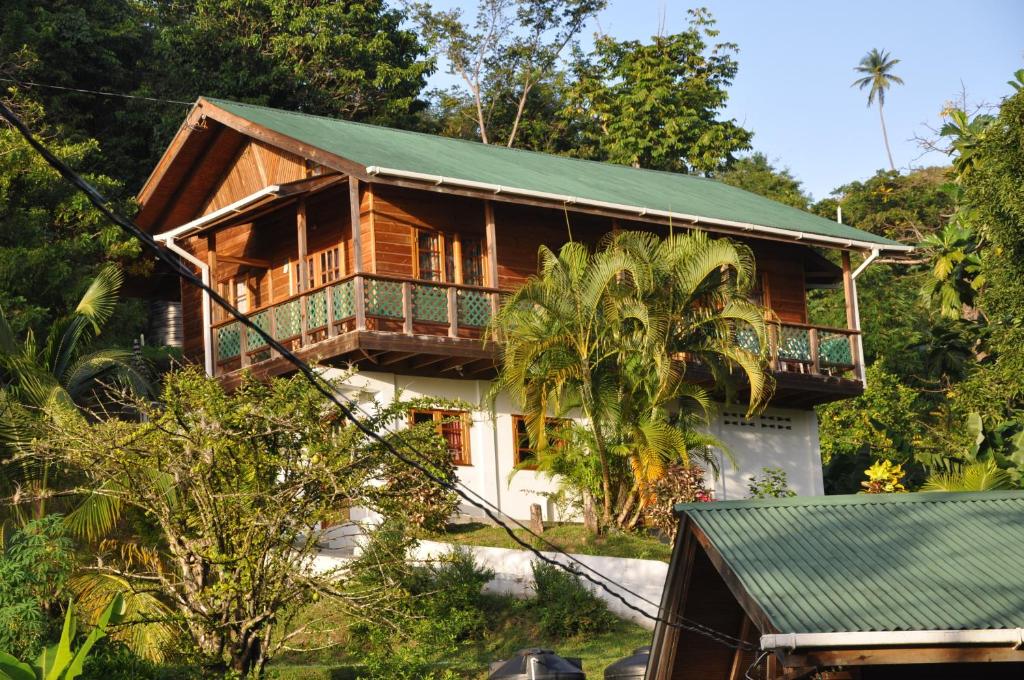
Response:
[647,491,1024,679]
[137,98,911,519]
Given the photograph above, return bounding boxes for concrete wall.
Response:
[322,368,825,520]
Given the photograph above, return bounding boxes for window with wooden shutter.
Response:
[416,230,487,286]
[410,409,472,466]
[512,415,569,469]
[417,231,443,282]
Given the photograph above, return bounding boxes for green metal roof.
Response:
[203,98,905,251]
[676,491,1024,633]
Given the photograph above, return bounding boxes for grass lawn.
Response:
[268,595,652,679]
[428,521,673,563]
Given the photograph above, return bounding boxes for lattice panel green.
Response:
[333,280,355,319]
[457,290,491,327]
[306,289,328,329]
[777,325,811,362]
[413,284,448,323]
[819,332,853,365]
[365,279,404,319]
[735,325,761,354]
[246,310,271,350]
[274,299,302,339]
[217,323,241,360]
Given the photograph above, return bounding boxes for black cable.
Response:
[0,100,757,652]
[0,77,192,106]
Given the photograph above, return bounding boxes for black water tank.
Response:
[603,646,650,679]
[488,648,586,679]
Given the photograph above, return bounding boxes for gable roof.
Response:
[675,491,1024,634]
[154,97,908,253]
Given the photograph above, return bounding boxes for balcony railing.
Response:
[211,274,500,373]
[736,321,860,379]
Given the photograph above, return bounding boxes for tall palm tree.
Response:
[491,231,770,529]
[853,48,904,171]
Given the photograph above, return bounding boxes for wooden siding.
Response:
[202,139,306,215]
[180,235,208,363]
[752,242,808,323]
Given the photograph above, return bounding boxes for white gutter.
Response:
[849,248,879,385]
[154,185,282,241]
[156,233,214,377]
[762,629,1024,651]
[364,166,914,254]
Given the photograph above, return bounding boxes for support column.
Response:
[841,251,864,381]
[350,176,367,331]
[296,198,309,345]
[485,201,499,326]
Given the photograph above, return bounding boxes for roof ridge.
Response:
[676,490,1024,513]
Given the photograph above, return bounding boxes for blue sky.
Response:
[425,0,1023,200]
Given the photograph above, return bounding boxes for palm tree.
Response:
[853,48,904,171]
[0,265,151,520]
[922,460,1012,492]
[491,231,770,529]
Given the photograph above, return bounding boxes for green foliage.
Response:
[922,460,1012,492]
[746,467,796,499]
[718,153,810,209]
[529,562,614,638]
[491,230,768,528]
[563,8,751,173]
[642,464,711,539]
[22,368,458,676]
[0,93,143,338]
[919,222,984,319]
[0,594,125,680]
[860,459,906,494]
[0,517,75,660]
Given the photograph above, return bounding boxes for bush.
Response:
[0,515,75,659]
[642,465,711,539]
[406,548,494,642]
[530,562,615,638]
[746,467,796,498]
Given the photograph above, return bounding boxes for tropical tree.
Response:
[922,460,1012,492]
[491,230,769,529]
[852,48,904,171]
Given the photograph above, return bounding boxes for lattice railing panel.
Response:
[306,289,328,329]
[274,299,302,339]
[413,283,448,323]
[365,279,404,319]
[457,290,491,327]
[332,280,355,320]
[217,323,241,361]
[734,324,761,354]
[818,331,853,366]
[777,325,811,362]
[246,310,271,350]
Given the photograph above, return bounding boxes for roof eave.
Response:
[365,165,912,254]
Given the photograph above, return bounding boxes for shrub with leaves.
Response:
[746,467,796,499]
[530,562,615,638]
[861,459,907,493]
[0,516,75,659]
[641,464,712,539]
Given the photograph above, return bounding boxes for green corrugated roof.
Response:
[676,491,1024,633]
[204,98,905,250]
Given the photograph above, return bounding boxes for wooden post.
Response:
[296,198,309,346]
[350,177,367,332]
[447,285,459,338]
[530,504,544,534]
[326,283,336,338]
[349,176,363,274]
[768,323,780,370]
[809,328,820,375]
[841,251,863,378]
[240,321,250,368]
[484,201,499,293]
[354,275,366,331]
[268,308,278,359]
[402,281,413,335]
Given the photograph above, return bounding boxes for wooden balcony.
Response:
[211,273,500,386]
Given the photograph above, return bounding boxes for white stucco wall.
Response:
[320,368,825,520]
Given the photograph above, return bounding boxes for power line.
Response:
[0,99,756,653]
[0,77,192,106]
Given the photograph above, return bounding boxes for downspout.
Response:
[156,234,214,376]
[850,249,879,386]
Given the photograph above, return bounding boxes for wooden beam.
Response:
[217,254,273,269]
[785,645,1024,668]
[297,198,309,345]
[841,251,856,331]
[350,176,363,274]
[484,200,499,290]
[647,517,697,680]
[728,617,753,680]
[378,351,418,367]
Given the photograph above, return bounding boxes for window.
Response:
[298,246,343,291]
[512,415,569,469]
[416,230,487,286]
[410,409,472,466]
[417,231,443,282]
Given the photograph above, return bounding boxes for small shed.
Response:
[647,491,1024,679]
